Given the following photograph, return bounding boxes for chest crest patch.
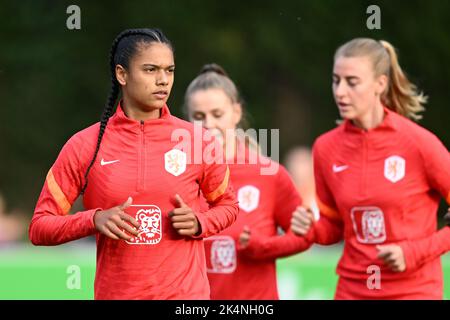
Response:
[384,155,405,183]
[237,185,260,213]
[164,149,187,177]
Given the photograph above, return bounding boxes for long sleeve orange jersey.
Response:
[310,107,450,299]
[29,103,238,299]
[204,147,311,299]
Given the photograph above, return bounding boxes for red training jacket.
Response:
[204,146,311,299]
[29,103,239,299]
[310,107,450,299]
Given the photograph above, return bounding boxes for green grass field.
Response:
[1,243,449,299]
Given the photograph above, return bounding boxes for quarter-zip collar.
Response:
[343,107,398,134]
[109,100,172,134]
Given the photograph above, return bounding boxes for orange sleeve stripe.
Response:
[205,166,230,203]
[316,196,341,221]
[447,190,450,205]
[46,168,71,214]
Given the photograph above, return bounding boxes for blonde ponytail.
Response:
[335,38,427,121]
[379,40,427,120]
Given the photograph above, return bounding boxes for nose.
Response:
[203,115,216,130]
[156,70,169,86]
[333,81,346,99]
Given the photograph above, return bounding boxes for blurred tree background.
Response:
[1,0,449,216]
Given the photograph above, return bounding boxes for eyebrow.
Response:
[142,64,175,69]
[193,109,222,115]
[333,74,360,81]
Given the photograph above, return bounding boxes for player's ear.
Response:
[375,74,388,97]
[232,102,242,126]
[116,65,128,86]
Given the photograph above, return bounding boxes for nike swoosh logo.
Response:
[333,164,349,173]
[101,158,120,166]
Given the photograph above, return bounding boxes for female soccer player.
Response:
[291,38,450,299]
[29,29,238,299]
[184,64,311,299]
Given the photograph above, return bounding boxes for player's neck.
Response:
[223,136,237,161]
[353,102,385,131]
[122,98,162,121]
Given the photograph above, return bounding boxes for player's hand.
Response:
[444,208,450,226]
[169,194,201,236]
[291,206,314,236]
[376,244,406,272]
[94,197,140,241]
[238,226,251,249]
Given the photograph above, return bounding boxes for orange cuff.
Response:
[316,196,341,221]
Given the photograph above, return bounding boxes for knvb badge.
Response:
[237,185,260,213]
[165,149,187,177]
[384,155,406,183]
[125,205,162,245]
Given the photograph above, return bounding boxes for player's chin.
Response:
[210,128,224,140]
[147,98,167,109]
[206,128,225,145]
[338,109,356,120]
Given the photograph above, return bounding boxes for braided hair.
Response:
[80,28,173,195]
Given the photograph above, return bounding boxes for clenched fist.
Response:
[444,207,450,225]
[377,244,406,272]
[169,194,201,236]
[94,197,141,241]
[238,226,251,249]
[291,206,315,236]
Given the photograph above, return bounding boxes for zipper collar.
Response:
[109,100,172,134]
[343,106,398,134]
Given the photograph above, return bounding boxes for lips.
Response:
[153,91,168,99]
[337,102,350,107]
[208,129,224,145]
[208,128,223,139]
[337,102,352,111]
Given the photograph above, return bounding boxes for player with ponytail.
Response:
[291,38,450,299]
[184,63,311,299]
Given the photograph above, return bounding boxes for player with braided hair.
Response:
[29,28,238,299]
